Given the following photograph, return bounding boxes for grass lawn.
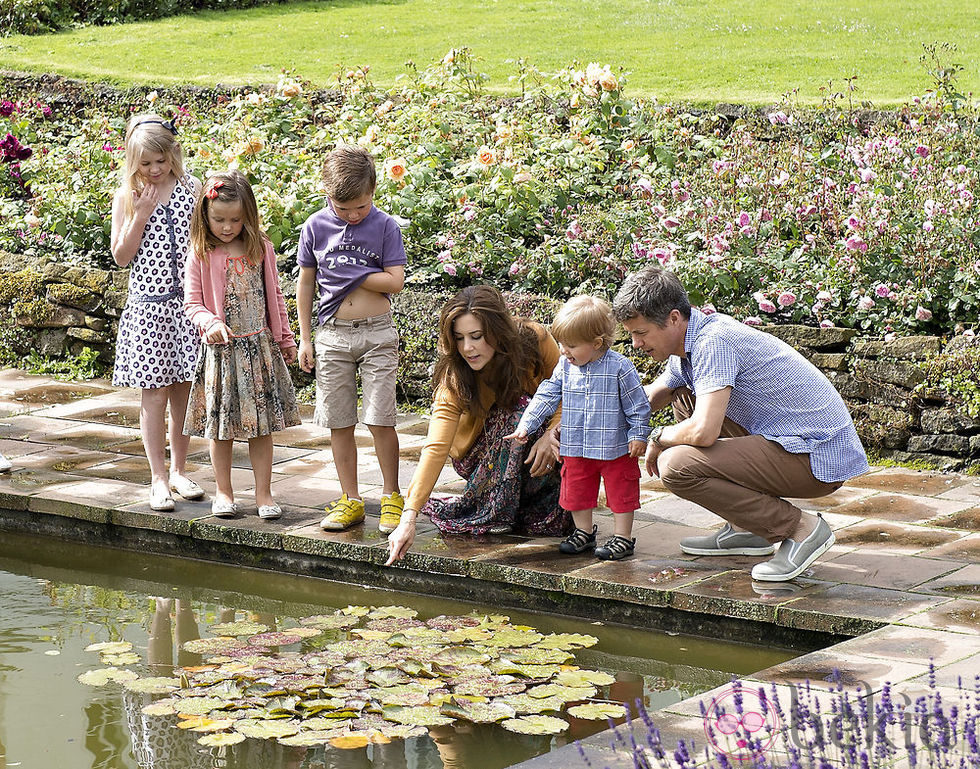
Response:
[0,0,977,104]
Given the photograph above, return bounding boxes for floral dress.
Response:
[424,394,572,537]
[112,177,199,389]
[184,254,299,440]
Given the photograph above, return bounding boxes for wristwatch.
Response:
[650,426,665,448]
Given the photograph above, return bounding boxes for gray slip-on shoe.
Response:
[680,523,776,556]
[751,514,835,582]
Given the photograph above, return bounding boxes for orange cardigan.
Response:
[405,323,560,512]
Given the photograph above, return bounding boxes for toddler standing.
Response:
[507,296,651,560]
[110,114,203,511]
[297,146,407,534]
[184,171,300,519]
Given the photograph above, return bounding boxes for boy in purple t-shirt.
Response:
[297,146,407,534]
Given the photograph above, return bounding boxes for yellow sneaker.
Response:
[379,491,405,534]
[319,494,365,531]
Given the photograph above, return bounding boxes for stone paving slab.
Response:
[0,369,979,769]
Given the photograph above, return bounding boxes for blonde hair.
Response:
[190,170,266,265]
[551,295,616,349]
[321,145,376,202]
[119,113,185,219]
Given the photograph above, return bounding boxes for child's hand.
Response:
[133,183,157,219]
[205,321,230,345]
[281,345,297,365]
[628,439,647,458]
[503,429,529,444]
[298,341,316,373]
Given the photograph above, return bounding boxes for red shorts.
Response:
[559,453,641,514]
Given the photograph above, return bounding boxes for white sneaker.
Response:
[149,482,175,512]
[170,474,205,500]
[0,453,11,473]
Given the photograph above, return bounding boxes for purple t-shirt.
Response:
[297,204,407,323]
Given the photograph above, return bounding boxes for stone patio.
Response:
[1,366,978,768]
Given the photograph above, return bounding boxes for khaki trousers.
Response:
[658,389,841,543]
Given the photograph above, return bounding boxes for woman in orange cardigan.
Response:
[386,286,572,563]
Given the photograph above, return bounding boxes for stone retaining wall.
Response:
[2,251,977,471]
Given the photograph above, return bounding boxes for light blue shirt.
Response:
[658,308,869,483]
[518,349,651,460]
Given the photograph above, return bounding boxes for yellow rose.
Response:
[384,157,407,181]
[278,79,302,97]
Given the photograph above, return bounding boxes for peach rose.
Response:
[241,136,264,155]
[598,70,618,91]
[385,157,407,181]
[476,146,497,166]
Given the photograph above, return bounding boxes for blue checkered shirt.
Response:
[517,349,652,460]
[658,308,869,483]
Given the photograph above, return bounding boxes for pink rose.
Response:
[759,299,777,314]
[743,316,763,326]
[777,291,796,308]
[444,263,457,276]
[915,306,933,322]
[915,145,930,158]
[701,303,717,315]
[819,319,834,329]
[857,296,875,310]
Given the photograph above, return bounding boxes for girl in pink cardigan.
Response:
[184,171,300,520]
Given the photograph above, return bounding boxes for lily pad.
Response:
[367,606,418,620]
[182,637,248,655]
[141,699,179,716]
[426,615,482,631]
[526,683,596,701]
[101,652,142,666]
[431,646,491,666]
[339,605,371,617]
[123,676,182,694]
[366,667,412,687]
[567,702,627,720]
[502,647,572,665]
[537,633,599,650]
[174,696,230,716]
[482,629,543,648]
[234,719,301,739]
[281,626,322,639]
[209,621,270,636]
[300,717,355,731]
[329,733,370,749]
[382,705,456,727]
[500,693,569,714]
[176,716,237,732]
[453,677,527,697]
[554,670,617,687]
[501,715,569,735]
[278,730,344,746]
[490,661,563,679]
[84,641,133,654]
[198,732,245,746]
[248,632,303,648]
[77,667,140,687]
[300,614,361,630]
[441,700,516,723]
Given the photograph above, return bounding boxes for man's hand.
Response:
[645,441,663,477]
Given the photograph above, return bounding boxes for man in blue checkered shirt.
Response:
[613,266,869,582]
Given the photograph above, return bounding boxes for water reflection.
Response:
[0,532,795,769]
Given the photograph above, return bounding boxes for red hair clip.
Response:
[204,180,224,200]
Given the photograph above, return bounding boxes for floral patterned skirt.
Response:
[423,396,572,537]
[184,330,300,441]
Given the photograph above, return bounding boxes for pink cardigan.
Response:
[184,238,296,350]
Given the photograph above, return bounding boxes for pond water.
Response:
[0,531,795,769]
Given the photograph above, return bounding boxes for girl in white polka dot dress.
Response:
[111,114,204,512]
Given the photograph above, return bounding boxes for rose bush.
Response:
[1,48,977,338]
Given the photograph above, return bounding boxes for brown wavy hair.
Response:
[190,170,266,265]
[432,286,546,417]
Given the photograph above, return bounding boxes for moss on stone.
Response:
[0,269,45,307]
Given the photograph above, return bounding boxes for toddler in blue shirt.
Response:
[507,296,651,560]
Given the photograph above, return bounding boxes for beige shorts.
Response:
[314,313,399,429]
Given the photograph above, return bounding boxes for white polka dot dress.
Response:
[112,177,200,389]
